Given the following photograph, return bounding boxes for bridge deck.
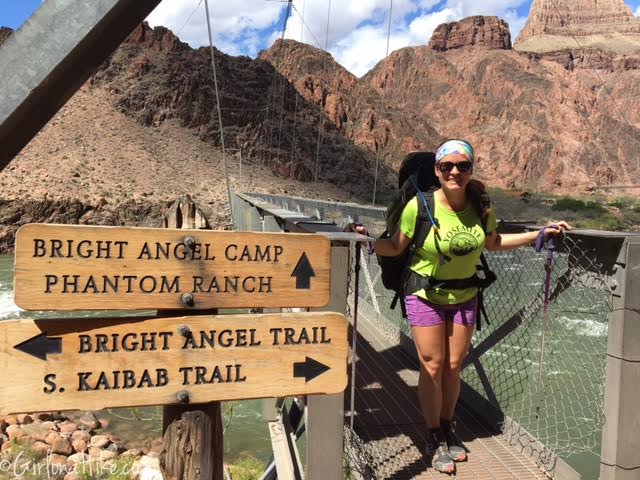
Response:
[348,310,548,479]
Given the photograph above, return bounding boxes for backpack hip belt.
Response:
[404,270,496,296]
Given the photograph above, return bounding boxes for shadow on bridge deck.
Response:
[346,311,549,479]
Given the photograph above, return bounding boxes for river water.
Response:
[0,255,271,464]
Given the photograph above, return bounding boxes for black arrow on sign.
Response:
[291,252,315,289]
[14,332,62,361]
[293,356,330,382]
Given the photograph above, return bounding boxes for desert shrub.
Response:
[227,456,266,480]
[552,197,606,218]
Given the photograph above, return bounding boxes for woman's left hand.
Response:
[544,221,572,238]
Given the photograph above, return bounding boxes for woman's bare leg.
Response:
[441,322,474,420]
[411,324,446,428]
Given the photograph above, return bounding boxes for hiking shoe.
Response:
[442,420,467,462]
[426,431,455,474]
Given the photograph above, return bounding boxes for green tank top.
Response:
[399,195,497,305]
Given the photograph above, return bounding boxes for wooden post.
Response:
[159,194,223,480]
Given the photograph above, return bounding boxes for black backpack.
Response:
[378,152,439,294]
[376,152,496,329]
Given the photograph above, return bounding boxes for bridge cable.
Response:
[267,1,293,170]
[276,1,293,158]
[176,0,204,38]
[203,0,233,223]
[289,1,343,181]
[372,0,393,206]
[314,0,332,183]
[288,0,305,176]
[290,2,324,50]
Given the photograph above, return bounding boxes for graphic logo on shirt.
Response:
[449,232,479,256]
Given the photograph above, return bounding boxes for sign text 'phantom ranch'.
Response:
[0,313,348,414]
[14,224,331,310]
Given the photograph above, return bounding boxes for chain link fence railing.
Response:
[464,234,611,476]
[346,215,612,479]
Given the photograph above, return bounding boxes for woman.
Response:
[360,140,570,474]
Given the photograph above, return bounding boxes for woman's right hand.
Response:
[344,223,368,235]
[344,223,375,254]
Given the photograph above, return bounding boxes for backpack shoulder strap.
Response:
[412,190,435,250]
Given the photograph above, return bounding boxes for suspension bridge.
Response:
[1,1,639,479]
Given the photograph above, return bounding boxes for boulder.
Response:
[72,438,88,453]
[71,430,91,443]
[51,437,74,456]
[78,411,100,430]
[90,434,111,448]
[6,424,25,440]
[58,420,78,435]
[16,414,34,425]
[31,441,52,455]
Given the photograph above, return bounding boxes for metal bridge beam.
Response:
[601,239,640,480]
[0,0,162,171]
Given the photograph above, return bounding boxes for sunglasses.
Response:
[438,161,473,174]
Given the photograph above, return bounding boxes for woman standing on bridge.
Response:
[355,139,570,474]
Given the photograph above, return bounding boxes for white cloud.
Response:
[147,0,283,53]
[408,8,459,42]
[635,5,640,16]
[284,0,418,50]
[328,7,464,77]
[332,25,412,76]
[443,0,528,16]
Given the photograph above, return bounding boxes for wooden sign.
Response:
[14,224,331,310]
[0,312,348,414]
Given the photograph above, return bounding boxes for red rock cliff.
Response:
[429,16,512,51]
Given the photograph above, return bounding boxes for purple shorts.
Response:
[404,295,478,328]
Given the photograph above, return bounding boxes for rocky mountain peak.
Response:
[0,27,13,46]
[428,16,512,51]
[125,22,186,52]
[515,0,640,53]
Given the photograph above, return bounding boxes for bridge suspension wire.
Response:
[372,0,393,206]
[203,0,234,224]
[290,1,324,50]
[276,2,293,155]
[289,0,305,174]
[314,0,332,184]
[176,0,204,38]
[267,1,293,169]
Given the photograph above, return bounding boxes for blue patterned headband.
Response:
[435,140,474,164]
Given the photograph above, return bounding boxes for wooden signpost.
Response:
[9,219,348,480]
[14,224,331,310]
[0,312,348,414]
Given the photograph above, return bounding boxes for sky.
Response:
[2,0,640,77]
